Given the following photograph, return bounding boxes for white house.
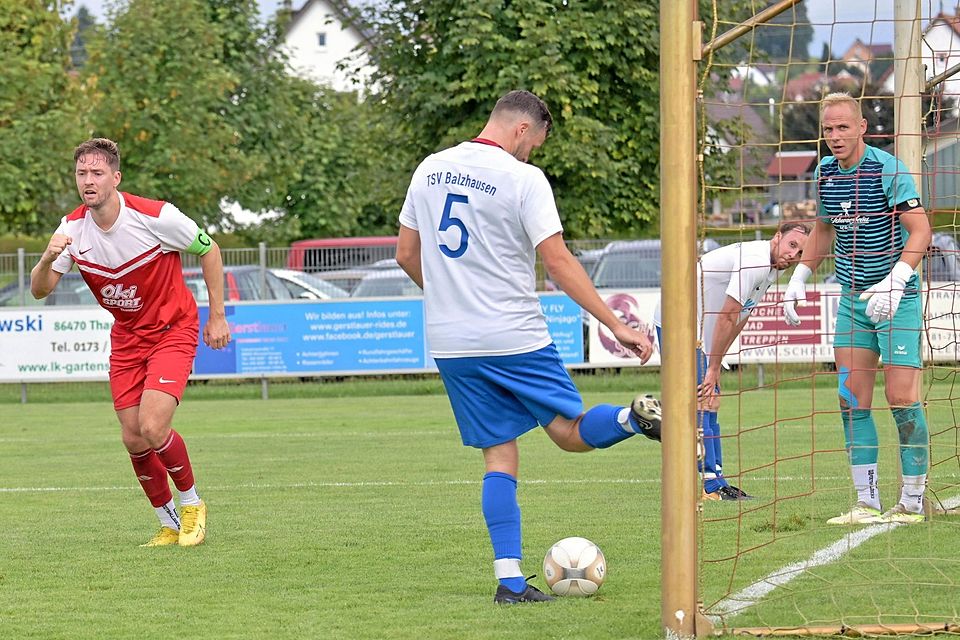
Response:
[923,9,960,103]
[282,0,373,92]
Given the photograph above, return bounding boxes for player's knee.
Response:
[885,391,918,408]
[838,373,858,409]
[138,419,170,447]
[552,416,591,452]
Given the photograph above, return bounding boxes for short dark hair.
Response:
[492,90,553,134]
[74,138,120,171]
[778,221,811,236]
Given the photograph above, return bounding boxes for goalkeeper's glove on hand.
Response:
[783,263,812,326]
[859,261,914,323]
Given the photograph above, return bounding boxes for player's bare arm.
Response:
[30,233,71,298]
[897,205,932,270]
[396,224,424,289]
[537,233,653,363]
[199,242,231,350]
[699,295,747,401]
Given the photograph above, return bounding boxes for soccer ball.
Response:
[542,536,606,597]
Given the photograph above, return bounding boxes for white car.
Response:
[270,268,351,300]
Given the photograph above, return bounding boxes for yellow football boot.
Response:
[141,526,180,547]
[178,501,207,547]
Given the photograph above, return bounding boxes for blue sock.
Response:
[501,575,528,593]
[579,404,632,449]
[702,411,724,493]
[709,411,728,487]
[481,472,526,592]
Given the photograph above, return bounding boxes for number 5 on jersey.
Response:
[439,193,470,258]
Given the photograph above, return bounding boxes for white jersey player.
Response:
[653,223,810,500]
[397,90,661,604]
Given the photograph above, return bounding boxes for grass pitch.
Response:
[1,373,958,639]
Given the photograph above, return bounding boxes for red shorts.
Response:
[110,320,199,411]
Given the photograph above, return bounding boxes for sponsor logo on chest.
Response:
[100,283,143,312]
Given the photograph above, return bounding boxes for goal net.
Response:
[686,1,960,635]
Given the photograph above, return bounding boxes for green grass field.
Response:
[1,372,958,639]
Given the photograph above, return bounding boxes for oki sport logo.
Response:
[100,283,143,311]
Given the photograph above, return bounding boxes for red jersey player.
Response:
[31,138,231,547]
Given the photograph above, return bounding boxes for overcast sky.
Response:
[71,1,930,59]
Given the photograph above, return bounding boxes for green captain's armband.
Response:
[186,229,214,256]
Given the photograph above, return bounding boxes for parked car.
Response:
[270,268,350,300]
[351,268,421,298]
[309,268,376,294]
[924,232,959,282]
[589,238,720,290]
[287,236,398,272]
[0,272,95,307]
[182,265,294,302]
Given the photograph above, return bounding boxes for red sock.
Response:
[130,449,172,508]
[154,430,196,492]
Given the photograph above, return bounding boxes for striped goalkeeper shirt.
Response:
[815,144,921,296]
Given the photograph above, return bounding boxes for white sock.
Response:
[493,558,523,579]
[900,474,926,513]
[851,464,880,510]
[156,499,180,530]
[179,485,201,507]
[617,408,634,433]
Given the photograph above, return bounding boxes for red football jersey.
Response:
[52,192,201,349]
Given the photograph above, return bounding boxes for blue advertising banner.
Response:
[539,293,584,364]
[194,294,584,376]
[196,299,427,375]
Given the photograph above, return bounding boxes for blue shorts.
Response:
[435,343,584,449]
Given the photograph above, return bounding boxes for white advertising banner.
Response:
[0,308,113,381]
[588,290,661,367]
[588,284,960,366]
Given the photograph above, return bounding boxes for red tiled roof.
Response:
[766,151,818,178]
[783,71,826,101]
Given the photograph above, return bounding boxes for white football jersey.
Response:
[399,141,562,357]
[654,240,779,359]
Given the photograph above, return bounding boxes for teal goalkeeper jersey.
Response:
[815,145,921,295]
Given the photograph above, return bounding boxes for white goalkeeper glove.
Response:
[783,263,812,327]
[859,261,914,323]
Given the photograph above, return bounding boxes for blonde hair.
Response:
[820,92,863,119]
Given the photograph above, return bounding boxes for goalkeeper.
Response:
[783,92,932,525]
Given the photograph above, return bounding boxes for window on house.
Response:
[317,32,327,47]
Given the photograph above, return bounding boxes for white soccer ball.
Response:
[542,536,606,597]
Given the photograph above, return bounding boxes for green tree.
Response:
[350,0,662,238]
[751,0,813,61]
[81,0,319,229]
[203,0,314,218]
[70,4,97,67]
[0,0,86,234]
[234,89,392,244]
[81,0,242,224]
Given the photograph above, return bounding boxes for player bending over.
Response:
[654,222,810,500]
